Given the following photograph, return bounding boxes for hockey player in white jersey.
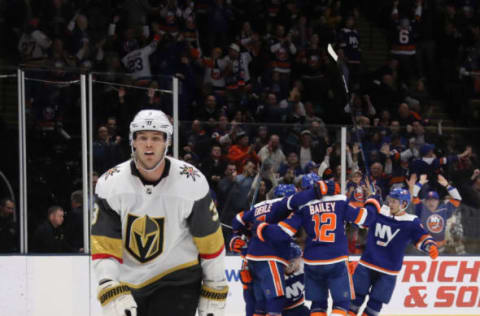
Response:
[91,109,228,316]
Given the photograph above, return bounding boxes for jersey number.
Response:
[128,57,143,72]
[312,213,337,242]
[399,29,410,44]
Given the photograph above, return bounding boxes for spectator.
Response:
[18,18,52,64]
[93,125,124,174]
[32,205,72,253]
[257,134,286,174]
[295,129,324,169]
[411,174,465,254]
[65,190,83,252]
[338,15,361,87]
[201,145,227,189]
[369,161,389,199]
[226,130,259,173]
[278,152,303,177]
[0,198,17,252]
[197,94,221,121]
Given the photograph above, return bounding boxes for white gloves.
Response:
[198,281,229,316]
[97,280,137,316]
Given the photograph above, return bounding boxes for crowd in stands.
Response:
[0,0,480,255]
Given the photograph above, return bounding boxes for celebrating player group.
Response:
[90,109,438,316]
[231,172,439,316]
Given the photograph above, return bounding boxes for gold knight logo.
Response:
[125,214,165,263]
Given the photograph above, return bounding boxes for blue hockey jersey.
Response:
[359,211,434,275]
[231,188,323,265]
[283,264,306,310]
[261,195,381,264]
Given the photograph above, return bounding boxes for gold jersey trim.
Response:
[124,259,200,289]
[193,226,224,256]
[91,235,123,259]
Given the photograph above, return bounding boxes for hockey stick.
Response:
[249,160,267,209]
[327,44,375,193]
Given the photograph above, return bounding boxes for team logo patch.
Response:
[426,214,445,234]
[125,214,165,263]
[180,164,200,181]
[103,167,120,180]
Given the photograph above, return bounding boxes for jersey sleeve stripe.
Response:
[236,211,246,226]
[199,244,225,259]
[91,235,123,260]
[319,181,328,195]
[284,297,305,310]
[332,309,347,316]
[257,222,268,242]
[354,208,367,226]
[278,221,297,236]
[303,256,349,265]
[416,234,433,251]
[364,198,381,213]
[91,253,123,263]
[193,226,225,257]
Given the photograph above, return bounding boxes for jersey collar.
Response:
[130,157,171,186]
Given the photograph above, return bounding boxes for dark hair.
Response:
[71,190,83,205]
[47,205,63,217]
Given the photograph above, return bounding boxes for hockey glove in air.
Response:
[97,280,137,316]
[229,235,247,253]
[198,280,229,316]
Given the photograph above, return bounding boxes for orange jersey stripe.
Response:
[345,261,356,300]
[332,309,347,316]
[304,256,349,265]
[358,260,400,275]
[415,234,431,249]
[354,208,366,225]
[279,221,297,235]
[246,254,289,266]
[269,261,284,296]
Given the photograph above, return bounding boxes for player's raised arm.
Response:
[187,193,228,316]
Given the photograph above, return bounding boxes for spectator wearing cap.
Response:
[226,130,259,174]
[412,174,465,254]
[202,47,227,95]
[258,134,286,174]
[410,143,472,184]
[296,129,324,170]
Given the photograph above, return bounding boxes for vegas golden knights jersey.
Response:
[91,157,226,296]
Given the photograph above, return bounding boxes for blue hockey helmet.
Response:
[388,187,411,208]
[274,184,296,198]
[301,172,321,190]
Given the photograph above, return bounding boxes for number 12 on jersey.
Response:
[312,213,337,242]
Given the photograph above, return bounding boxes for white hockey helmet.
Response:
[129,109,173,146]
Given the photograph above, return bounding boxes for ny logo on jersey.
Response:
[125,214,165,263]
[375,223,400,247]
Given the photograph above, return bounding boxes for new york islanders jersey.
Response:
[338,27,361,63]
[413,183,461,247]
[233,198,292,265]
[121,41,158,79]
[91,157,225,295]
[262,195,380,265]
[231,188,322,265]
[284,264,306,310]
[359,208,433,275]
